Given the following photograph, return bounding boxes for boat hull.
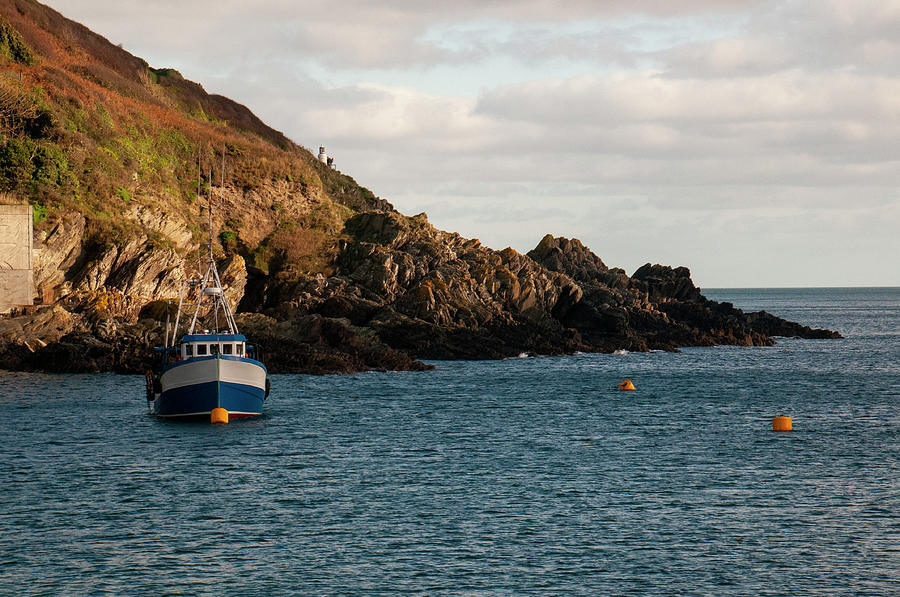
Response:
[155,355,267,419]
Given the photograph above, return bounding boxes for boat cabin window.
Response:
[182,341,245,357]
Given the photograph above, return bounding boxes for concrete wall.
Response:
[0,204,33,313]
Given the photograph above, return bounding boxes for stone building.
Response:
[0,204,33,313]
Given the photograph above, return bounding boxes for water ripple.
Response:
[1,288,898,595]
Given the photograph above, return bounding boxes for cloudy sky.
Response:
[46,0,899,287]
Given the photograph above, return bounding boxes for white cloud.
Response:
[39,0,900,285]
[477,71,900,126]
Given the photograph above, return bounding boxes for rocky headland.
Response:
[0,0,840,374]
[0,208,840,374]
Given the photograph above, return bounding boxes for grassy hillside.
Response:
[0,0,387,280]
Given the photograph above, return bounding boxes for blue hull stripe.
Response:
[156,381,265,417]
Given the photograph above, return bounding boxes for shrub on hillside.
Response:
[0,17,35,66]
[33,143,69,186]
[0,79,56,138]
[0,137,35,191]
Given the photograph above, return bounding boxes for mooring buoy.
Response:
[211,408,229,424]
[772,415,792,431]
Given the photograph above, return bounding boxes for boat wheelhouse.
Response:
[179,333,251,359]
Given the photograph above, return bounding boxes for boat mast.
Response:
[213,145,239,335]
[184,145,240,337]
[208,165,219,334]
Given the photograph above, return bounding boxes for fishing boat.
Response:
[145,152,269,423]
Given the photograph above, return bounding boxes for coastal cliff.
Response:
[0,0,839,374]
[0,208,840,374]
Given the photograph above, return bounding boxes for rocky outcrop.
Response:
[744,310,842,339]
[0,302,431,374]
[104,244,185,299]
[30,210,190,308]
[630,263,704,303]
[219,254,248,311]
[528,236,840,349]
[529,233,630,291]
[128,204,193,247]
[295,212,588,358]
[32,213,85,303]
[235,216,839,364]
[0,209,841,375]
[236,313,433,374]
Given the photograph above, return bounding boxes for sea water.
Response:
[1,288,897,596]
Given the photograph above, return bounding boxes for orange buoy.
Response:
[772,416,792,431]
[210,408,229,424]
[619,379,636,391]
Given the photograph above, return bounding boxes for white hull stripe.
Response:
[161,357,266,392]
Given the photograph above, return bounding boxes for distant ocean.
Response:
[1,287,897,595]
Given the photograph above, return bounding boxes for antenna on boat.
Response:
[208,165,220,334]
[207,166,214,267]
[181,144,240,338]
[167,148,204,346]
[164,300,171,347]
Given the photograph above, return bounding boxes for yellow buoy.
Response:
[772,416,792,431]
[210,408,229,424]
[619,379,636,391]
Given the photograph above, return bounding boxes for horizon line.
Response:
[701,285,899,290]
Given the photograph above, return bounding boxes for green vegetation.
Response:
[84,211,142,249]
[149,68,182,81]
[95,105,115,131]
[33,144,69,186]
[0,1,390,277]
[301,200,353,235]
[147,231,175,251]
[30,201,46,224]
[243,197,351,277]
[0,17,35,66]
[0,137,35,190]
[0,137,72,210]
[189,103,226,127]
[219,229,239,254]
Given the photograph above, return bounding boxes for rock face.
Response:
[30,212,188,306]
[527,235,840,351]
[242,212,590,359]
[236,313,433,374]
[32,213,86,303]
[0,301,432,375]
[236,214,840,364]
[0,209,840,374]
